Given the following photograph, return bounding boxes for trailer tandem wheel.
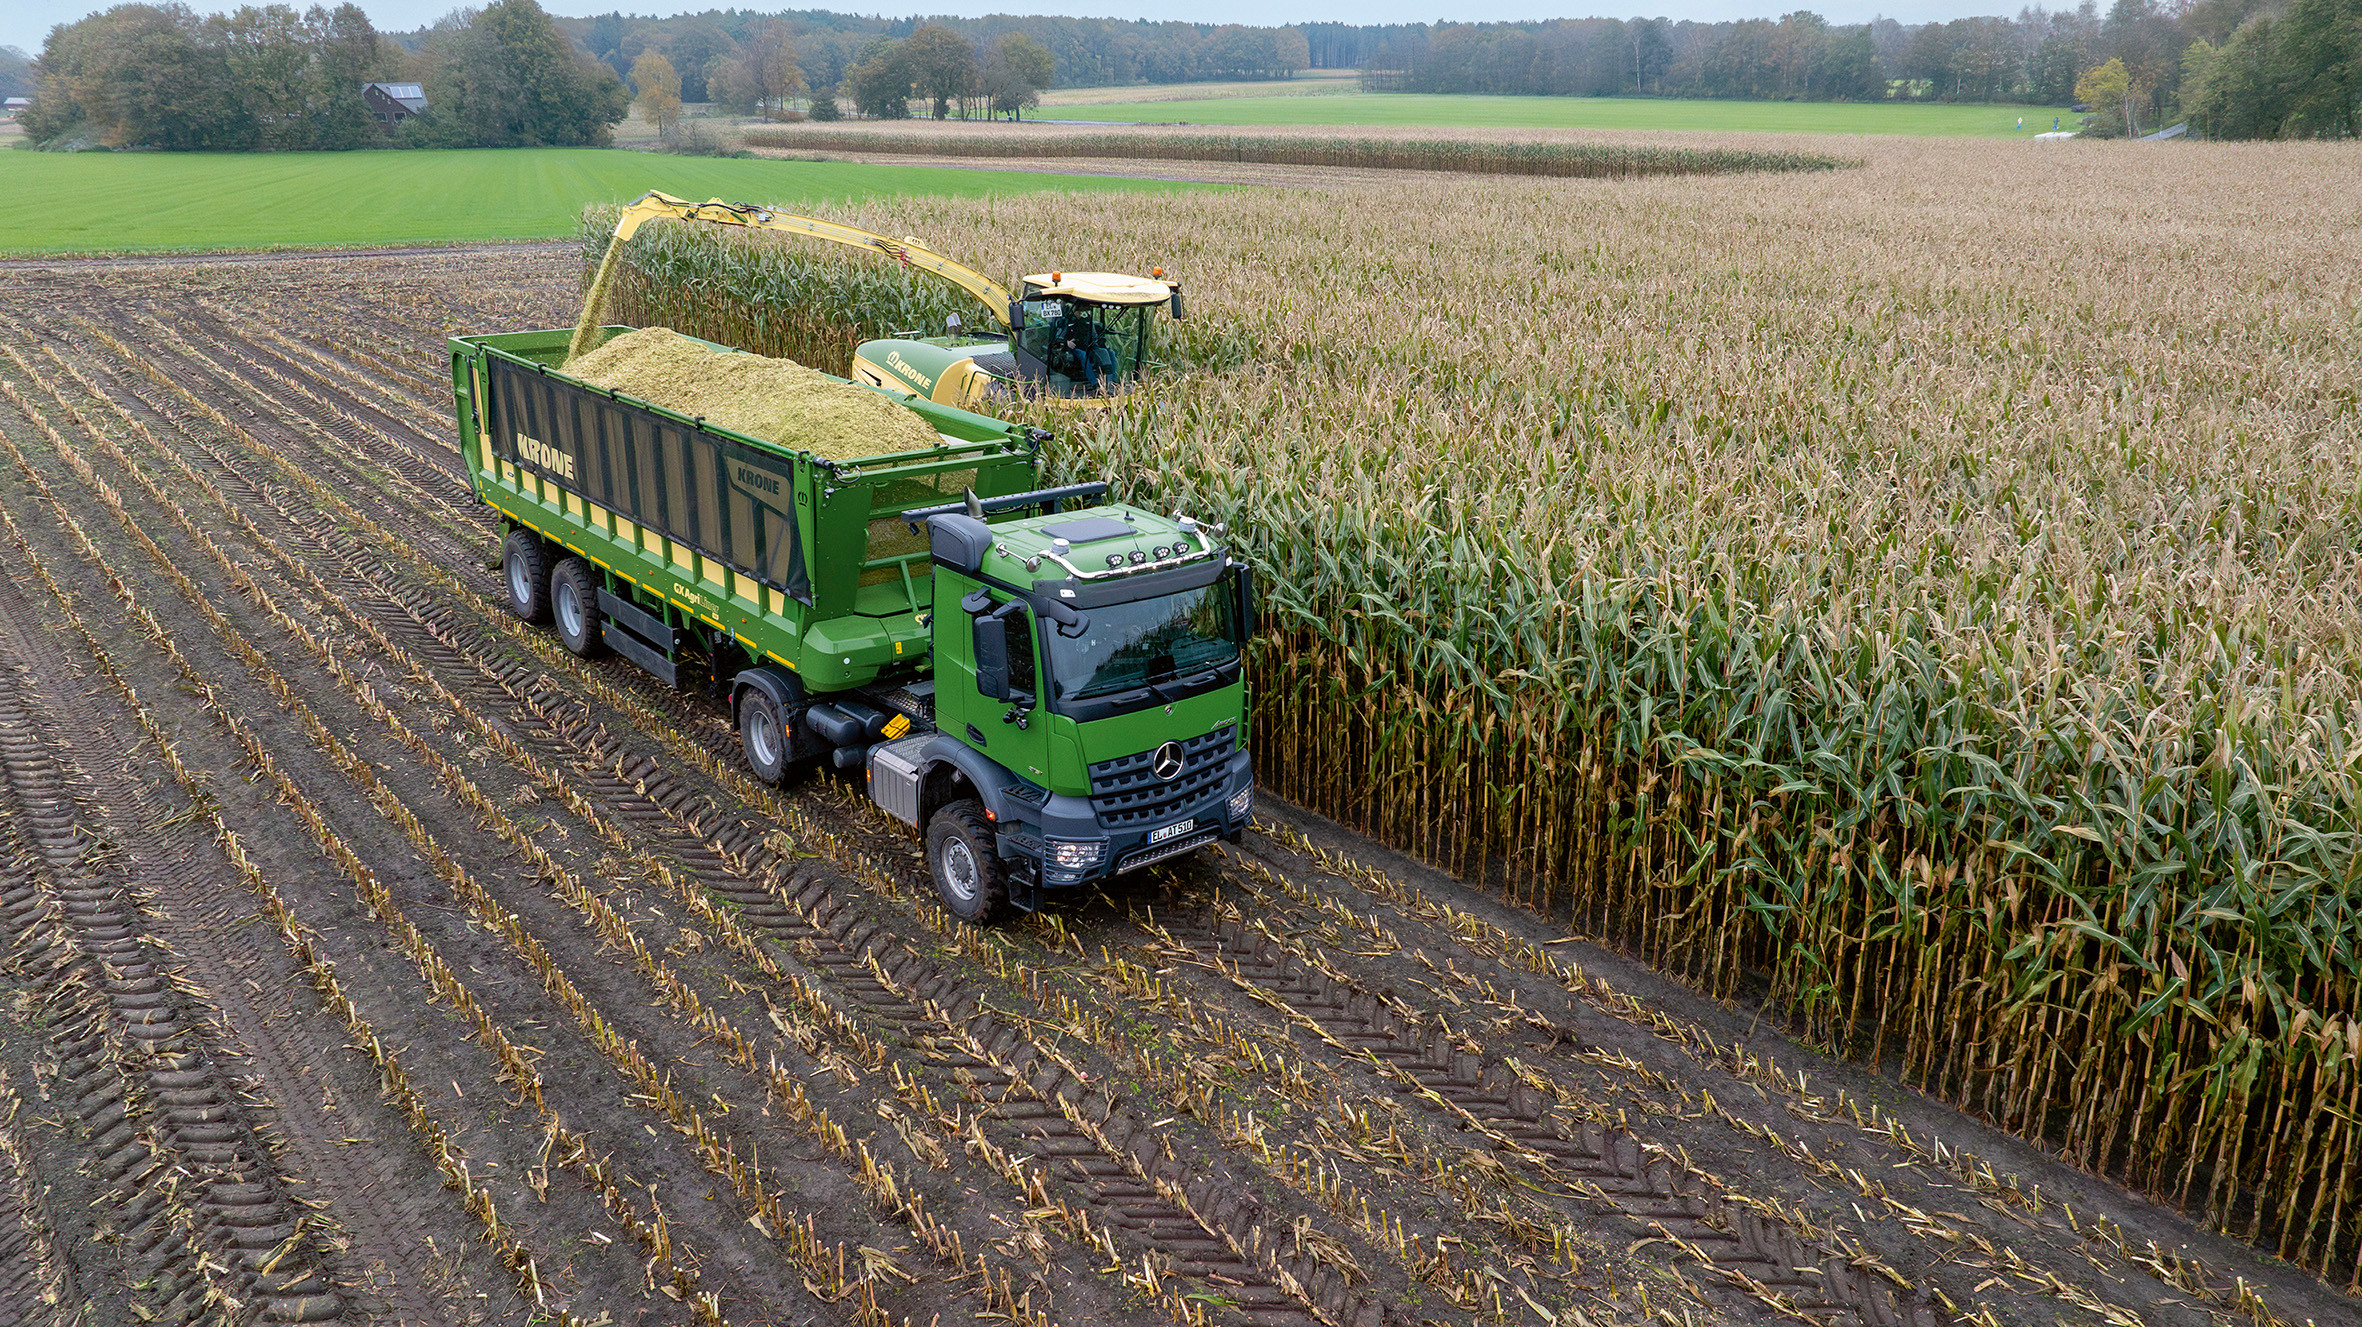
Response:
[500,530,552,625]
[550,559,606,658]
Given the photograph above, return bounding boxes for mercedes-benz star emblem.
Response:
[1151,741,1185,781]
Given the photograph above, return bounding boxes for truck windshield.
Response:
[1047,582,1241,704]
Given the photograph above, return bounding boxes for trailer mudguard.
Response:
[729,664,803,731]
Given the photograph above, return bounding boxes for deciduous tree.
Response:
[899,25,975,119]
[631,49,679,134]
[981,32,1052,120]
[2074,55,2137,134]
[414,0,629,148]
[713,21,800,119]
[2275,0,2360,136]
[843,37,908,119]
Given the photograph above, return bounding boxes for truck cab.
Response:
[872,497,1254,919]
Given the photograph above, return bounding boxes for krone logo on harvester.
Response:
[886,351,933,391]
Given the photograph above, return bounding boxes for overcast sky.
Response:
[5,0,2017,63]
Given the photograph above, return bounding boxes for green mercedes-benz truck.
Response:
[449,325,1254,921]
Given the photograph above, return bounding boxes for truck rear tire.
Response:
[739,688,791,785]
[502,530,552,625]
[926,800,1008,924]
[551,558,605,657]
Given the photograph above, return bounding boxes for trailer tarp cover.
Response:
[487,354,810,604]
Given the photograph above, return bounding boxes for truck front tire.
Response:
[502,531,552,624]
[551,558,605,657]
[926,800,1007,924]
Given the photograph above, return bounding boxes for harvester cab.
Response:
[571,191,1182,413]
[846,267,1182,409]
[1002,272,1179,396]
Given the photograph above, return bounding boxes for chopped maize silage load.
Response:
[568,327,942,460]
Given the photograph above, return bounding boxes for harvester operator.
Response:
[1049,309,1115,393]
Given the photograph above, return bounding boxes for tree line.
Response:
[836,28,1059,120]
[1311,0,2356,137]
[557,11,1307,111]
[599,19,1060,127]
[24,3,389,150]
[19,1,2352,147]
[21,0,627,150]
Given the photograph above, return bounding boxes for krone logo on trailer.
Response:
[516,432,576,480]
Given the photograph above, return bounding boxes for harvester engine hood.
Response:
[849,336,1014,408]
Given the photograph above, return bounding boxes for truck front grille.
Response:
[1086,725,1234,829]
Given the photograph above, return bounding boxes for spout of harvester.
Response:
[611,190,694,242]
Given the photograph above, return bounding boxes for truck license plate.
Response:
[1148,818,1195,845]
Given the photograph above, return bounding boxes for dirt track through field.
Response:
[0,247,2349,1327]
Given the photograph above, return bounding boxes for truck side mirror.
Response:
[1169,288,1185,322]
[972,609,1012,701]
[1234,562,1255,639]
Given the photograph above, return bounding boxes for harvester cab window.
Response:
[1014,300,1151,394]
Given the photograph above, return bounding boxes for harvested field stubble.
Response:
[595,137,2362,1285]
[11,238,2362,1327]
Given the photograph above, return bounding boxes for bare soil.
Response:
[0,248,2350,1327]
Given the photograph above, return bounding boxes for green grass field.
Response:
[1050,93,2063,138]
[0,147,1195,255]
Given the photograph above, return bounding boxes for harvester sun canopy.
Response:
[1022,273,1176,305]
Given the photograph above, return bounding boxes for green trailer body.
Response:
[447,325,1255,919]
[450,325,1040,692]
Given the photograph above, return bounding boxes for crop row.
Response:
[0,373,665,1321]
[739,125,1850,179]
[1215,825,2306,1326]
[0,653,335,1325]
[0,1059,64,1318]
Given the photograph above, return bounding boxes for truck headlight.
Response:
[1227,785,1254,821]
[1045,838,1104,870]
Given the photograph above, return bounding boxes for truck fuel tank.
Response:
[806,698,894,747]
